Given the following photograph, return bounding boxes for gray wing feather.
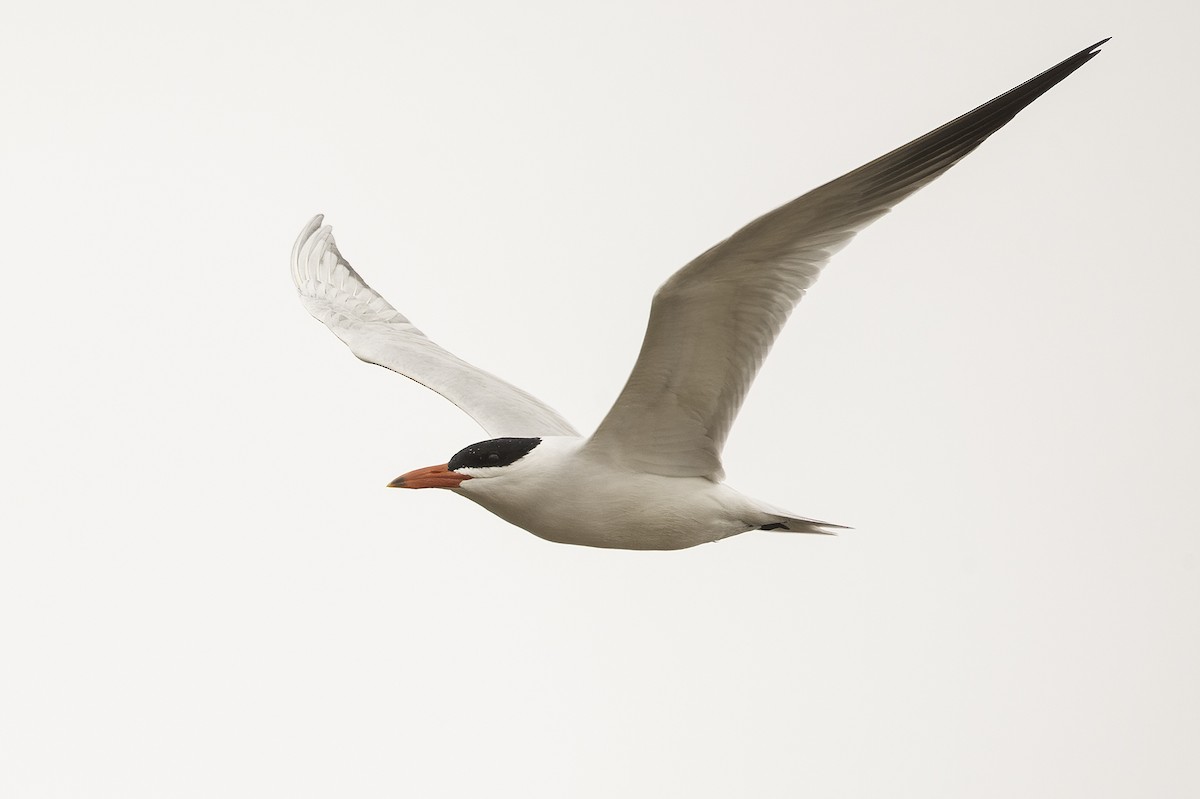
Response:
[585,39,1107,478]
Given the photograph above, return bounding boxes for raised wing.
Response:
[585,39,1107,479]
[291,216,579,438]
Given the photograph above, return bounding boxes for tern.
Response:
[292,39,1105,550]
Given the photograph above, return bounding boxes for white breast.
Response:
[454,438,765,550]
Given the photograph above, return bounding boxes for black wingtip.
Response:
[1073,38,1110,65]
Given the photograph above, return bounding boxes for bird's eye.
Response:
[487,452,501,464]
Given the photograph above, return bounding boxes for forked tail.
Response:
[756,513,849,536]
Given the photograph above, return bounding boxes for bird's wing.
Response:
[291,216,579,438]
[584,39,1107,479]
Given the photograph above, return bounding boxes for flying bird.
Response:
[291,39,1106,550]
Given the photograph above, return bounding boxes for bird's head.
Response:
[387,437,544,491]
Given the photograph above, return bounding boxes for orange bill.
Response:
[387,463,472,489]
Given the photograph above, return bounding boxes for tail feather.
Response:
[756,510,850,536]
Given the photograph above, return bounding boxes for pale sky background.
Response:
[2,1,1197,797]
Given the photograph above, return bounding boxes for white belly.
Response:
[458,449,765,550]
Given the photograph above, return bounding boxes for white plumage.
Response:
[291,216,579,438]
[292,40,1106,550]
